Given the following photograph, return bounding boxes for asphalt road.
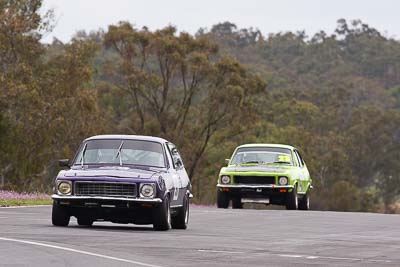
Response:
[0,205,399,267]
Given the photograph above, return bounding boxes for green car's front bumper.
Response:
[217,184,294,205]
[217,184,294,189]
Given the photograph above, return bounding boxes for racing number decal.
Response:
[173,174,180,201]
[167,143,184,201]
[278,155,291,162]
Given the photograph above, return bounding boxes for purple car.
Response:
[52,135,192,231]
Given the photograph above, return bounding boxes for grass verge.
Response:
[0,198,52,207]
[0,190,52,207]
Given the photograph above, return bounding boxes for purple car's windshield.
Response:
[230,147,293,165]
[74,139,165,168]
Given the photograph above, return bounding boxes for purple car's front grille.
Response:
[234,176,276,185]
[75,182,137,197]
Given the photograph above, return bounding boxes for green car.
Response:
[217,144,312,210]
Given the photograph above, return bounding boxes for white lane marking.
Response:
[0,237,163,267]
[278,254,392,263]
[278,254,329,259]
[369,260,394,263]
[0,217,9,219]
[279,254,303,258]
[197,250,392,264]
[0,205,51,209]
[197,249,244,254]
[305,256,318,259]
[321,256,361,261]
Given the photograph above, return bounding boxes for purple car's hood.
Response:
[58,167,162,179]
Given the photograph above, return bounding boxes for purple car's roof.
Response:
[84,134,169,144]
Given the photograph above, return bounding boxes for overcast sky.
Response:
[41,0,400,43]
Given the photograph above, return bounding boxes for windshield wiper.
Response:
[115,141,124,166]
[272,161,291,165]
[242,161,264,165]
[80,143,88,169]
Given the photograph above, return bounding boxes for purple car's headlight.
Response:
[57,180,72,195]
[140,183,155,198]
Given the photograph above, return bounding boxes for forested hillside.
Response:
[1,1,399,212]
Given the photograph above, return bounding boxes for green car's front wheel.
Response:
[217,190,229,208]
[298,191,310,210]
[286,185,298,210]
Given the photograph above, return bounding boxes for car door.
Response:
[294,149,307,193]
[296,150,311,190]
[166,143,185,206]
[174,147,190,204]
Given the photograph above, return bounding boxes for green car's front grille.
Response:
[234,176,276,184]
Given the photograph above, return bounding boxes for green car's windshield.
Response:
[74,139,166,168]
[230,147,293,165]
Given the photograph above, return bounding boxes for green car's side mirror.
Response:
[225,159,230,165]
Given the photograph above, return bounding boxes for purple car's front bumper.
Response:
[51,194,162,203]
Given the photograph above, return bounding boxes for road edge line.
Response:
[0,237,163,267]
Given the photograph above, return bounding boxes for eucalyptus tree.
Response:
[103,22,266,181]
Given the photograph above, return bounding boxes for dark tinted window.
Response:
[231,147,293,165]
[74,139,165,167]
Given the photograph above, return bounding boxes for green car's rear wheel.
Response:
[217,190,229,209]
[286,185,298,210]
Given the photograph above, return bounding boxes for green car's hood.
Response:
[223,165,292,173]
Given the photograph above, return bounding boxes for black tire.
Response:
[77,217,94,226]
[153,195,171,231]
[232,196,243,209]
[298,191,310,210]
[171,194,189,229]
[286,185,298,210]
[52,201,70,227]
[217,190,230,208]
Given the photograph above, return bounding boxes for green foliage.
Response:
[101,22,265,183]
[193,19,400,212]
[0,1,103,191]
[327,181,362,211]
[0,4,399,214]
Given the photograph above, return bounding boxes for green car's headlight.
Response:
[57,181,72,195]
[221,175,231,184]
[278,176,288,185]
[140,183,155,198]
